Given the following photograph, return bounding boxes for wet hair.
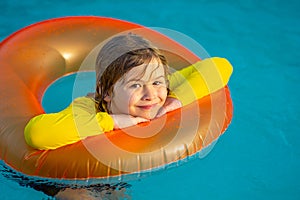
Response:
[94,33,169,112]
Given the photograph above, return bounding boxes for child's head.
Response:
[95,33,169,119]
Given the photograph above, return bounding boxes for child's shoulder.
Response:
[71,96,97,113]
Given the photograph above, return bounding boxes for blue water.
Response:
[1,0,300,199]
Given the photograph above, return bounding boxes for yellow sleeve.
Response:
[168,57,233,106]
[24,97,114,150]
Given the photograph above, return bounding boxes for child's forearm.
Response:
[169,57,233,106]
[24,97,114,150]
[24,112,82,150]
[24,111,114,150]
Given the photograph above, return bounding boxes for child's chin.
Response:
[135,112,157,120]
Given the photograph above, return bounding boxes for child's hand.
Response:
[111,114,149,129]
[156,97,182,118]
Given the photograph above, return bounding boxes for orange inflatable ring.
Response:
[0,16,233,183]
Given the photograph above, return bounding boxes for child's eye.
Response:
[153,81,164,86]
[130,83,142,89]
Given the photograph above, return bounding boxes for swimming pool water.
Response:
[1,0,300,199]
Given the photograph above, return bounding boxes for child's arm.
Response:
[110,114,149,129]
[25,97,149,150]
[24,97,114,150]
[168,57,233,106]
[156,97,182,117]
[156,57,233,117]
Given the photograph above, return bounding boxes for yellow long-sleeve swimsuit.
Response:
[24,57,233,150]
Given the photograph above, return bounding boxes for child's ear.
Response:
[104,94,111,102]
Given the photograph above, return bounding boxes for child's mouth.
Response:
[137,104,157,110]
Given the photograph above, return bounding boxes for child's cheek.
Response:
[160,88,168,100]
[128,91,141,104]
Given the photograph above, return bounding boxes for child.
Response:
[24,33,232,150]
[24,33,233,199]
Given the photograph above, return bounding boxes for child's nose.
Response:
[141,85,156,100]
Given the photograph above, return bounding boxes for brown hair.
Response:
[94,33,169,112]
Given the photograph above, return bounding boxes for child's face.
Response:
[105,58,168,119]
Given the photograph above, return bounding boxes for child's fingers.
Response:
[156,99,182,118]
[112,114,149,129]
[156,108,166,118]
[133,117,149,124]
